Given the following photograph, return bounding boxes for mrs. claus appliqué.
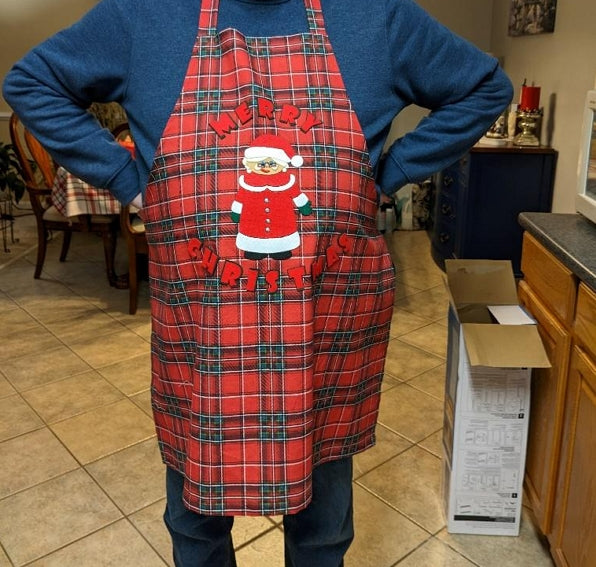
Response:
[231,134,312,260]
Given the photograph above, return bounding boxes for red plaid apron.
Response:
[142,0,395,516]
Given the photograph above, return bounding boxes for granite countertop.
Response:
[518,212,596,291]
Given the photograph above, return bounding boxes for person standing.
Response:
[3,1,512,565]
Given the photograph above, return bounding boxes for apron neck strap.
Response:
[198,0,326,35]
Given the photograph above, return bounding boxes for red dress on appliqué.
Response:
[233,171,309,255]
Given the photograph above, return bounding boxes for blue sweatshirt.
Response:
[2,0,512,205]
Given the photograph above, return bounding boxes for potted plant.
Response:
[0,141,25,204]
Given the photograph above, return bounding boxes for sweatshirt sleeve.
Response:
[378,0,513,193]
[2,0,140,204]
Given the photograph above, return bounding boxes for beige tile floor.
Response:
[0,224,555,567]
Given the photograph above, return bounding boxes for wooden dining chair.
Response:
[9,113,120,283]
[112,122,149,314]
[120,204,148,314]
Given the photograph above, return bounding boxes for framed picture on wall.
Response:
[508,0,557,36]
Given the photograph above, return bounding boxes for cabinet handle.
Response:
[439,232,450,243]
[441,203,453,216]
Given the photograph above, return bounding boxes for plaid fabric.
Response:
[143,0,395,516]
[51,166,121,217]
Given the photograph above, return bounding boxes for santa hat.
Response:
[244,134,303,167]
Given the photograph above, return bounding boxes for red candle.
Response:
[519,85,541,111]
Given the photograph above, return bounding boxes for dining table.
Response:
[51,166,129,288]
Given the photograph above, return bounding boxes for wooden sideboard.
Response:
[429,145,557,276]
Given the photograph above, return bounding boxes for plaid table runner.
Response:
[52,166,121,217]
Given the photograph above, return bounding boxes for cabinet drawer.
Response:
[521,233,577,327]
[431,224,455,263]
[437,190,457,219]
[440,157,468,192]
[575,283,596,359]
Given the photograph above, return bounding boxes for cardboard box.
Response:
[442,260,550,536]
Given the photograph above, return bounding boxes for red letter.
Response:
[279,104,300,125]
[201,248,219,275]
[220,261,242,287]
[246,268,259,292]
[265,270,279,293]
[257,98,275,120]
[300,112,323,133]
[188,238,202,259]
[311,256,326,281]
[210,113,238,138]
[337,233,351,253]
[287,265,306,290]
[326,245,340,268]
[235,101,252,125]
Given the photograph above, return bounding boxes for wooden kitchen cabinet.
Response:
[518,279,571,535]
[550,284,596,567]
[520,233,596,567]
[518,233,576,535]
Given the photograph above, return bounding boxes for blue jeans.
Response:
[164,457,354,567]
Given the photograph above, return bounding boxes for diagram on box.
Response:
[465,373,528,414]
[454,496,518,521]
[458,466,520,492]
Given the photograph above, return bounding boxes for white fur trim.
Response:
[239,174,295,192]
[245,147,303,168]
[245,146,290,164]
[236,232,300,253]
[294,193,309,207]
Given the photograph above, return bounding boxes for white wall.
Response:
[0,0,97,140]
[390,0,595,214]
[417,0,495,50]
[491,0,596,212]
[384,1,495,149]
[0,0,97,92]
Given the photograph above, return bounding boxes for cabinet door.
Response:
[458,151,555,276]
[551,346,596,567]
[518,280,571,535]
[575,284,596,360]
